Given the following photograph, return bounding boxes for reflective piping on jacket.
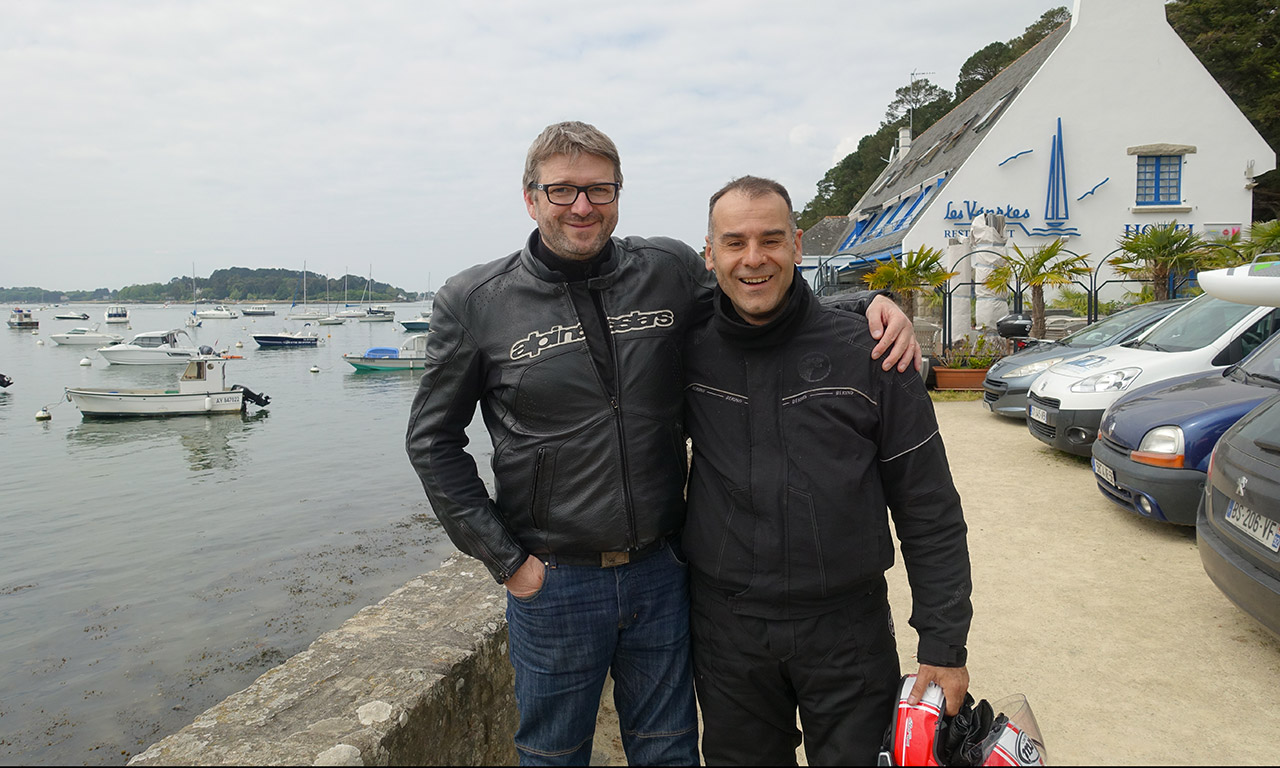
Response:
[880,429,940,462]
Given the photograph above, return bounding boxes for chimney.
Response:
[898,127,913,156]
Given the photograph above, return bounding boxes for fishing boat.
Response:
[252,327,322,348]
[98,329,202,365]
[7,308,38,329]
[195,304,239,319]
[242,305,276,316]
[65,356,270,418]
[399,312,431,332]
[342,334,430,371]
[104,305,130,324]
[1198,259,1280,306]
[49,326,125,346]
[54,311,90,320]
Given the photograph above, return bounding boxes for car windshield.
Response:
[1060,305,1167,348]
[1130,295,1256,353]
[1236,333,1280,384]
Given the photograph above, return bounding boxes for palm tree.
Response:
[862,245,956,325]
[1111,222,1209,301]
[984,238,1091,339]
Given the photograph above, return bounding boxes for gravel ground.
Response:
[591,398,1280,766]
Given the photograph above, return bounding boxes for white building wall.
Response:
[902,0,1274,305]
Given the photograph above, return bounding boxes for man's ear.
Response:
[793,229,804,264]
[703,239,715,272]
[524,189,537,221]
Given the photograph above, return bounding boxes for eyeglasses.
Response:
[528,182,621,206]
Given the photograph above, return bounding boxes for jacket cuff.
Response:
[917,637,968,668]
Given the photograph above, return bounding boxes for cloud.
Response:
[0,0,1061,291]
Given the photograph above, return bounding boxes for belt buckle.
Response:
[601,551,630,568]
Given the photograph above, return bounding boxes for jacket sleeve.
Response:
[405,287,528,584]
[817,288,891,315]
[876,371,973,667]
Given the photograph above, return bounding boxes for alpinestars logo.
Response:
[509,309,675,360]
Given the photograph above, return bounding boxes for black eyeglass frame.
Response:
[527,182,621,206]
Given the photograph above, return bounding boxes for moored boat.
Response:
[98,329,201,365]
[399,312,431,332]
[104,305,130,324]
[50,326,125,346]
[65,356,270,417]
[342,334,429,371]
[252,327,322,348]
[242,305,276,316]
[54,311,90,320]
[7,308,38,329]
[195,304,239,319]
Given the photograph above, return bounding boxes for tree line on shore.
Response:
[0,267,415,304]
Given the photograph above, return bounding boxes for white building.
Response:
[808,0,1275,323]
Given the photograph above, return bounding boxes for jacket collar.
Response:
[519,230,621,288]
[712,267,812,348]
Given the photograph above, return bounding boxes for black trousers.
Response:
[690,578,900,766]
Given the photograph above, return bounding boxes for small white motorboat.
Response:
[1198,259,1279,307]
[104,305,130,324]
[65,356,270,418]
[49,326,125,346]
[54,311,90,320]
[98,329,202,365]
[252,328,322,348]
[316,315,346,325]
[399,312,431,332]
[195,304,239,319]
[343,334,430,371]
[359,305,396,322]
[241,305,276,316]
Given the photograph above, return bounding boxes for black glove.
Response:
[940,695,996,766]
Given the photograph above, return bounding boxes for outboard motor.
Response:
[0,372,12,388]
[231,384,271,409]
[198,345,215,356]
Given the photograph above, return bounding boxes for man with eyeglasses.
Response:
[406,121,919,766]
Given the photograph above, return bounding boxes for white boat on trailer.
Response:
[65,356,270,418]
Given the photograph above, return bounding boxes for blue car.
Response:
[982,299,1187,419]
[1199,392,1280,638]
[1090,332,1280,525]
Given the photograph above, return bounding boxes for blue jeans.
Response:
[505,540,698,766]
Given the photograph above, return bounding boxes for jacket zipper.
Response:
[595,290,638,549]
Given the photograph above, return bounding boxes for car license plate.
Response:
[1029,405,1049,424]
[1092,458,1116,487]
[1225,500,1280,553]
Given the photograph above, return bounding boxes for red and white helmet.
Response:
[878,674,1047,766]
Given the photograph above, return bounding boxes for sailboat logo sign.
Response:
[941,117,1087,239]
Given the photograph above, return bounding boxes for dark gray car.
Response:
[982,299,1188,418]
[1198,392,1280,638]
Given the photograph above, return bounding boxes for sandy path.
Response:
[592,399,1280,765]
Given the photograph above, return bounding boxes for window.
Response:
[1136,155,1181,205]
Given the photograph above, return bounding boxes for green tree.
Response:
[956,42,1012,102]
[862,246,956,324]
[1112,223,1210,301]
[1167,0,1280,220]
[983,238,1091,338]
[884,77,952,127]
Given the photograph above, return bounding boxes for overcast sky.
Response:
[1,0,1061,293]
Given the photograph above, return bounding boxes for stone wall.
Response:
[128,553,519,766]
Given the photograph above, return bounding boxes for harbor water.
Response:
[0,303,475,765]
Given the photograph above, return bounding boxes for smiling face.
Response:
[704,189,804,325]
[523,152,620,261]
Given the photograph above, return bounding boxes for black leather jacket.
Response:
[406,233,715,583]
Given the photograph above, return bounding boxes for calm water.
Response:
[0,303,480,765]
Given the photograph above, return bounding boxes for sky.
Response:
[1,0,1063,294]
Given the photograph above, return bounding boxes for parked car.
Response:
[1198,392,1280,638]
[1027,294,1280,456]
[982,299,1188,419]
[1090,332,1280,524]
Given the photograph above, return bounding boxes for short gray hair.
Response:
[523,121,623,190]
[707,176,796,240]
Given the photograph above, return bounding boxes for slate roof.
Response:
[834,22,1071,259]
[800,216,852,256]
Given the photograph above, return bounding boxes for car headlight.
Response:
[1131,425,1185,468]
[1069,367,1142,393]
[1001,357,1065,379]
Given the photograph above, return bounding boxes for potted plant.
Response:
[862,245,956,325]
[933,334,1003,390]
